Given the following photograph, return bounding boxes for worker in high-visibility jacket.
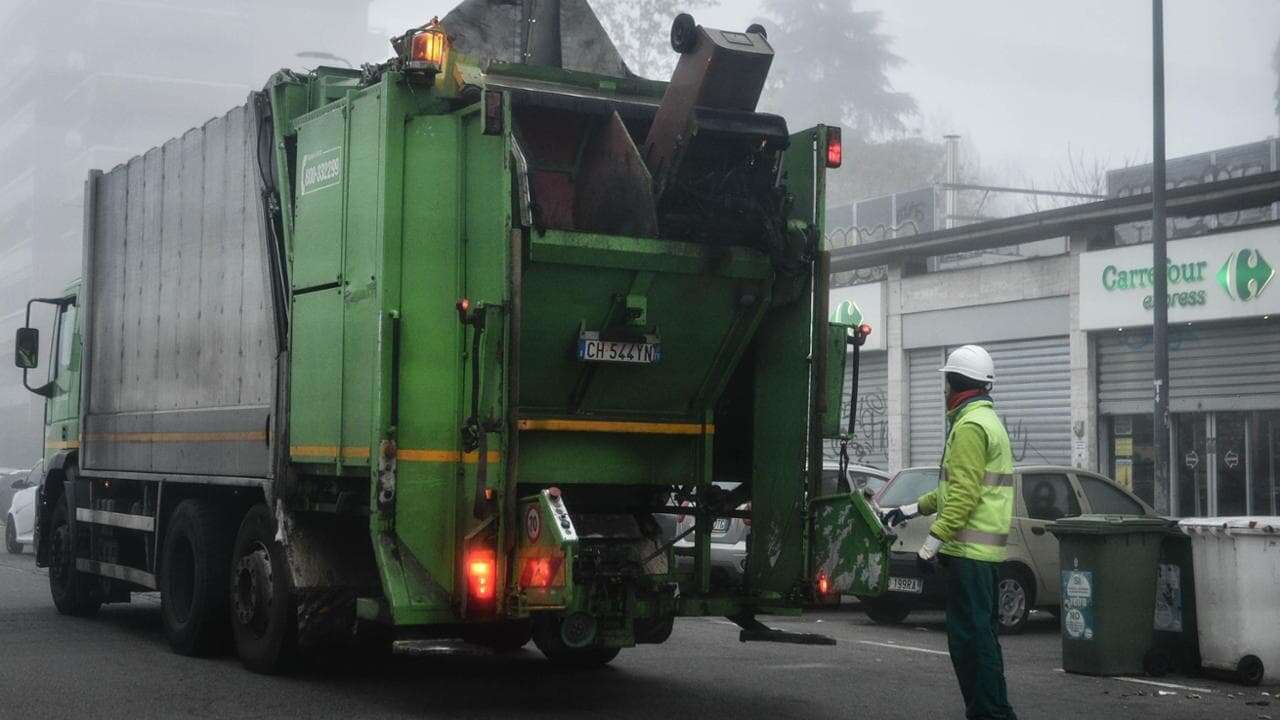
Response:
[882,344,1018,720]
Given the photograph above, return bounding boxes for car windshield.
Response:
[877,468,940,508]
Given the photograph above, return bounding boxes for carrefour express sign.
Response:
[1078,224,1280,330]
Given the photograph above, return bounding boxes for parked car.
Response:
[821,462,890,499]
[865,464,1156,634]
[5,460,42,555]
[673,482,750,586]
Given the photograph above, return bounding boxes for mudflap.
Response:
[809,491,893,599]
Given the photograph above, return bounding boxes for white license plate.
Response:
[713,518,730,533]
[888,576,923,594]
[578,339,661,364]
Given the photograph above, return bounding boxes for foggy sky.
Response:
[372,0,1280,189]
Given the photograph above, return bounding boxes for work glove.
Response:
[881,503,919,528]
[915,533,943,575]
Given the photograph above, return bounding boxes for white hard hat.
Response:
[939,344,995,385]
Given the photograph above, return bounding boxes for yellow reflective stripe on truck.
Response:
[516,419,713,435]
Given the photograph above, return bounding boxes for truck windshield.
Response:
[877,468,940,508]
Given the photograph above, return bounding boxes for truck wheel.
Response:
[532,616,620,667]
[5,517,20,554]
[997,566,1032,635]
[47,503,100,617]
[160,499,233,656]
[863,597,910,625]
[230,503,297,674]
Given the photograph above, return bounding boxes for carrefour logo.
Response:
[1217,248,1274,302]
[830,299,863,326]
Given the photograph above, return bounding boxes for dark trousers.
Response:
[944,556,1018,720]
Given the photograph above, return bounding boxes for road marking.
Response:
[766,663,837,670]
[1054,669,1214,694]
[857,640,949,656]
[1112,677,1214,694]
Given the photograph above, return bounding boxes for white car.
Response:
[5,460,42,555]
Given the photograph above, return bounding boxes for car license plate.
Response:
[888,576,923,594]
[712,518,730,533]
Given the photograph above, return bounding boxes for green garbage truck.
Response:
[12,6,887,673]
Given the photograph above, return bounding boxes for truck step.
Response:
[730,614,836,646]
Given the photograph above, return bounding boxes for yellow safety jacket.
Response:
[918,398,1014,563]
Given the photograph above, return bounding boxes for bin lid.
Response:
[1178,516,1280,536]
[1048,514,1174,535]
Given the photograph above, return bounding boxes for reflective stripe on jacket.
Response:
[917,398,1014,562]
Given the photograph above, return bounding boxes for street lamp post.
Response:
[1152,0,1171,515]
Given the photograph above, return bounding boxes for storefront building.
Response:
[830,169,1280,517]
[1082,223,1280,515]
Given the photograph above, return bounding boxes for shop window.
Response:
[1078,475,1145,515]
[1021,473,1080,521]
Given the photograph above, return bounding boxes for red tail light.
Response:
[858,323,872,337]
[468,550,496,601]
[817,572,830,596]
[825,127,843,169]
[520,556,564,589]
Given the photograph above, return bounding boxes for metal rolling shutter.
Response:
[1097,320,1280,414]
[909,348,946,467]
[986,337,1072,466]
[825,351,889,470]
[910,337,1071,468]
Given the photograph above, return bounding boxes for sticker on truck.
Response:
[300,146,343,195]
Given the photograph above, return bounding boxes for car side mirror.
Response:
[14,327,38,369]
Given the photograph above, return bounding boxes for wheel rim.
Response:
[233,542,273,637]
[998,578,1026,628]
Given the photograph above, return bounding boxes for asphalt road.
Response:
[1,546,1276,720]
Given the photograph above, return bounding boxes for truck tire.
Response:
[5,517,20,554]
[160,499,234,656]
[230,503,297,674]
[47,503,100,617]
[863,597,910,625]
[532,616,620,667]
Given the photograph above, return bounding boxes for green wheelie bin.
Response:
[1049,515,1173,676]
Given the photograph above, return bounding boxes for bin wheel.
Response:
[1143,648,1171,678]
[1237,655,1265,686]
[863,597,911,625]
[532,616,620,667]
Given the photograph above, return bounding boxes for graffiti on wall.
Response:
[825,389,888,466]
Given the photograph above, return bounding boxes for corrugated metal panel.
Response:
[83,103,276,477]
[987,337,1071,466]
[909,348,945,466]
[1098,321,1280,414]
[909,337,1071,467]
[824,351,889,470]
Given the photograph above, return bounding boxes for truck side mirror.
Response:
[14,327,38,369]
